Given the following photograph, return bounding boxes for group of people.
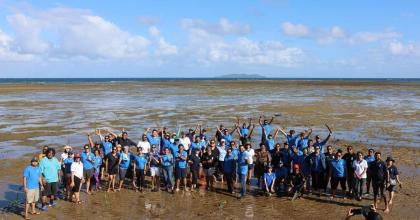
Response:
[22,116,402,219]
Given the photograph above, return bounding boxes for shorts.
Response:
[43,182,58,197]
[248,164,255,170]
[372,181,385,197]
[176,168,187,179]
[26,189,39,203]
[150,167,160,177]
[204,168,215,177]
[83,168,94,180]
[387,184,397,192]
[331,177,346,190]
[119,168,128,180]
[72,176,82,192]
[108,166,118,175]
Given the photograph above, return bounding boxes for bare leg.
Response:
[24,203,29,219]
[86,179,91,194]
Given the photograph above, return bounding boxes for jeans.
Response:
[163,166,174,188]
[353,177,366,198]
[239,172,247,196]
[225,172,234,192]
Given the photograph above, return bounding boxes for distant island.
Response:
[216,73,266,79]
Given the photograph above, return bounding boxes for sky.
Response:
[0,0,419,78]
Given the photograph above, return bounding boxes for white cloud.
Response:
[137,16,160,26]
[349,30,401,44]
[182,18,251,36]
[0,29,35,61]
[148,26,160,37]
[388,41,419,56]
[281,22,310,37]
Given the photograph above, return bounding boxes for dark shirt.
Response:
[271,149,282,168]
[106,153,119,170]
[289,172,304,186]
[201,153,216,169]
[189,154,201,170]
[324,152,334,171]
[117,137,137,147]
[342,152,356,172]
[370,160,387,182]
[388,165,399,180]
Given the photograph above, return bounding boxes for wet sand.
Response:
[0,80,419,219]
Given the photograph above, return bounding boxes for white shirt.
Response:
[179,137,191,150]
[137,141,151,153]
[247,148,255,164]
[61,153,68,161]
[353,159,368,179]
[71,161,84,179]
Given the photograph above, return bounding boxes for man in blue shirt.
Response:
[329,150,347,199]
[295,129,312,152]
[80,144,95,194]
[364,148,375,195]
[313,124,332,153]
[216,126,236,147]
[279,129,299,147]
[259,115,274,143]
[236,117,252,137]
[145,128,162,153]
[23,157,43,218]
[132,147,148,192]
[265,128,280,152]
[223,148,236,193]
[309,146,326,196]
[237,145,250,197]
[175,144,188,192]
[39,148,61,211]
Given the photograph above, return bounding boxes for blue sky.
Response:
[0,0,419,78]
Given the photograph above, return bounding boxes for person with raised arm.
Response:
[265,128,280,152]
[144,128,162,153]
[314,124,333,153]
[259,115,275,143]
[216,125,237,147]
[295,129,312,152]
[237,123,256,146]
[236,117,252,137]
[279,128,299,147]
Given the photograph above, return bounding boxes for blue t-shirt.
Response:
[175,150,188,169]
[119,152,131,169]
[312,154,323,173]
[102,141,113,156]
[231,147,240,158]
[94,156,102,171]
[23,166,41,189]
[39,157,60,183]
[161,154,174,167]
[262,124,272,137]
[64,157,74,174]
[190,142,202,152]
[239,127,249,136]
[263,172,276,188]
[147,134,161,149]
[81,152,95,170]
[275,166,288,179]
[222,134,232,146]
[287,134,298,147]
[314,140,327,153]
[266,139,275,151]
[292,154,305,167]
[134,154,148,170]
[169,144,179,155]
[162,138,171,150]
[331,159,346,177]
[237,152,248,175]
[364,155,375,167]
[223,154,236,173]
[280,148,292,165]
[295,138,309,151]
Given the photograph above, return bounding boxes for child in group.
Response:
[263,165,276,196]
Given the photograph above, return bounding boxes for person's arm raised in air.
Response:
[236,126,243,138]
[273,128,280,139]
[268,116,275,124]
[279,128,288,137]
[322,124,333,144]
[258,116,263,126]
[248,124,256,138]
[305,128,313,138]
[236,116,240,127]
[96,129,104,141]
[88,133,94,148]
[107,129,119,139]
[230,124,238,135]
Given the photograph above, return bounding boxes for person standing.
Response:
[353,151,368,201]
[370,152,389,212]
[80,144,95,194]
[237,145,250,198]
[329,150,347,199]
[70,153,84,204]
[23,157,43,219]
[323,145,335,193]
[105,146,119,192]
[255,144,271,187]
[39,148,61,211]
[188,148,201,190]
[245,143,255,185]
[364,148,375,196]
[201,146,217,190]
[342,146,356,197]
[175,144,188,191]
[223,148,236,193]
[309,146,326,196]
[258,116,274,143]
[132,147,148,192]
[117,146,131,191]
[92,148,102,191]
[149,145,161,192]
[313,124,332,153]
[161,147,175,192]
[386,156,402,209]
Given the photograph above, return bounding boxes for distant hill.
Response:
[216,74,266,79]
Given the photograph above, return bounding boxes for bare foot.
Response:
[384,208,390,213]
[389,200,393,205]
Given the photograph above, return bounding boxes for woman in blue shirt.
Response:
[117,146,131,191]
[132,147,148,192]
[161,147,175,192]
[93,149,102,191]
